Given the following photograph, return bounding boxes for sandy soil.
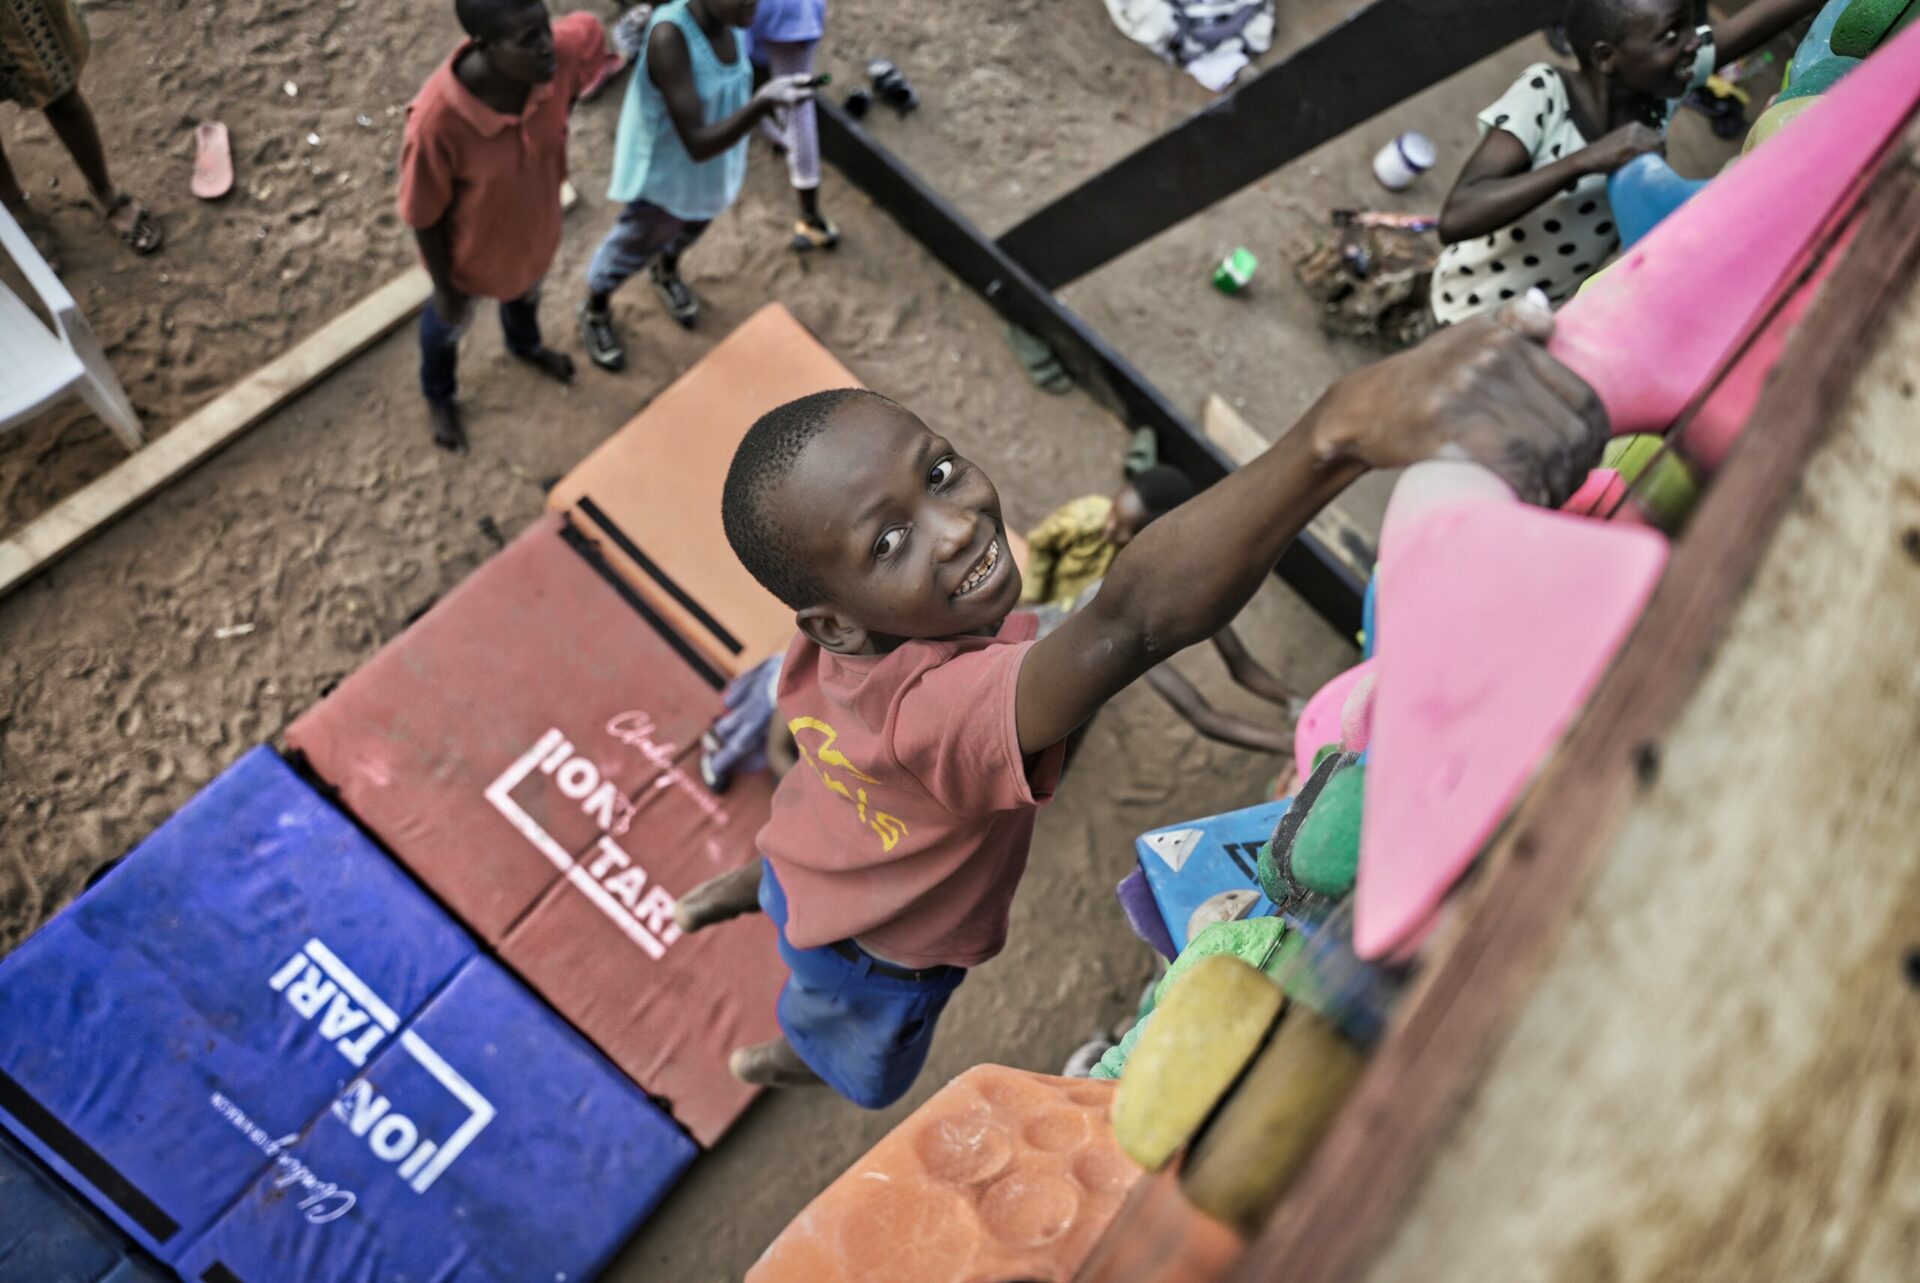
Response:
[0,0,1770,1276]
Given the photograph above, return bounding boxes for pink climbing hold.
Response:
[1339,670,1377,755]
[1547,20,1920,437]
[1294,659,1376,783]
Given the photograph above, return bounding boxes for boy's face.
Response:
[1101,481,1152,548]
[479,3,558,84]
[779,399,1022,653]
[1597,0,1701,99]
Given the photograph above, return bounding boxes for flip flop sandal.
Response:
[789,216,840,252]
[192,121,234,200]
[1006,324,1074,394]
[101,193,163,255]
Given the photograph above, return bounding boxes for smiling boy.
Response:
[676,297,1606,1108]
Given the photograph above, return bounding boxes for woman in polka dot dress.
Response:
[0,0,163,271]
[1430,0,1823,325]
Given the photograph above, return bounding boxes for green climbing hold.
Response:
[1831,0,1917,56]
[1263,750,1360,905]
[1291,764,1365,897]
[1777,55,1862,101]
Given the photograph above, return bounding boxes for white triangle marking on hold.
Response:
[1144,828,1203,874]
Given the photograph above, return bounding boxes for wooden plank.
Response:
[0,189,578,601]
[1233,126,1920,1283]
[996,0,1560,289]
[0,267,429,600]
[1205,394,1377,581]
[817,99,1367,637]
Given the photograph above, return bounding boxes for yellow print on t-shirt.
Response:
[788,716,909,852]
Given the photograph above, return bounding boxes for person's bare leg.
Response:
[673,856,765,934]
[44,88,160,252]
[0,139,25,215]
[729,1036,824,1088]
[41,88,112,202]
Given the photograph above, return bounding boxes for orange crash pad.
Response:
[286,514,781,1147]
[748,1067,1143,1283]
[549,303,850,677]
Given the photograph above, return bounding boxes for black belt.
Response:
[828,940,955,983]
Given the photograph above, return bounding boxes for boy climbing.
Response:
[1431,0,1824,323]
[674,293,1608,1108]
[399,0,606,453]
[578,0,814,370]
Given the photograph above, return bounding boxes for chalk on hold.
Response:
[1111,957,1285,1172]
[1742,94,1822,153]
[747,1066,1142,1283]
[1181,1007,1365,1234]
[1094,919,1299,1082]
[1832,0,1918,56]
[1186,889,1260,943]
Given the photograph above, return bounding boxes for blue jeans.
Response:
[759,861,966,1109]
[585,200,711,298]
[419,287,543,406]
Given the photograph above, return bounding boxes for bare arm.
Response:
[1145,665,1294,755]
[648,22,794,161]
[1013,300,1606,756]
[412,221,466,318]
[1210,624,1293,708]
[1711,0,1825,65]
[1438,124,1661,244]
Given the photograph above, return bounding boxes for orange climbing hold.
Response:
[747,1066,1143,1283]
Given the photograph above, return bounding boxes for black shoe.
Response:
[577,303,625,371]
[650,263,699,327]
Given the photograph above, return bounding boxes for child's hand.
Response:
[1580,123,1666,175]
[754,74,816,109]
[1312,292,1607,506]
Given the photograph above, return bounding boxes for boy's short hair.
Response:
[723,388,900,611]
[455,0,541,39]
[1564,0,1639,61]
[1128,465,1197,519]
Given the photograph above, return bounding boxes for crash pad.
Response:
[548,303,852,677]
[287,513,782,1148]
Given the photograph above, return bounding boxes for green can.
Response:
[1213,247,1259,295]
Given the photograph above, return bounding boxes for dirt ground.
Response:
[0,0,1761,1277]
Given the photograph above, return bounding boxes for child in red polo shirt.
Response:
[399,0,611,454]
[675,295,1607,1108]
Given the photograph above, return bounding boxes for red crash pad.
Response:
[287,513,780,1147]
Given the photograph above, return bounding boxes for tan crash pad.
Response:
[549,304,852,676]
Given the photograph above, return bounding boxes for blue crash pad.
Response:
[0,747,476,1262]
[1134,798,1291,953]
[180,959,697,1283]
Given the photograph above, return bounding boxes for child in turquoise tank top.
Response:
[578,0,812,371]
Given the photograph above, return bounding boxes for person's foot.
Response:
[577,302,626,371]
[99,191,163,255]
[514,345,576,384]
[790,214,841,253]
[728,1038,824,1089]
[650,261,699,327]
[428,401,468,455]
[672,858,764,935]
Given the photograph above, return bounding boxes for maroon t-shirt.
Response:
[760,614,1067,969]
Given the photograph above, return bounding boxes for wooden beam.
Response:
[0,268,428,600]
[1205,394,1377,581]
[818,99,1366,638]
[996,0,1561,289]
[0,189,579,601]
[1233,125,1920,1283]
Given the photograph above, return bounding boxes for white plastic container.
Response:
[1373,132,1437,191]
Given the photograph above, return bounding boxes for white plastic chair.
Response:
[0,203,142,449]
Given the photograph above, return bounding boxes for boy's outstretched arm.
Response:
[648,22,811,162]
[1711,0,1826,65]
[1014,298,1606,757]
